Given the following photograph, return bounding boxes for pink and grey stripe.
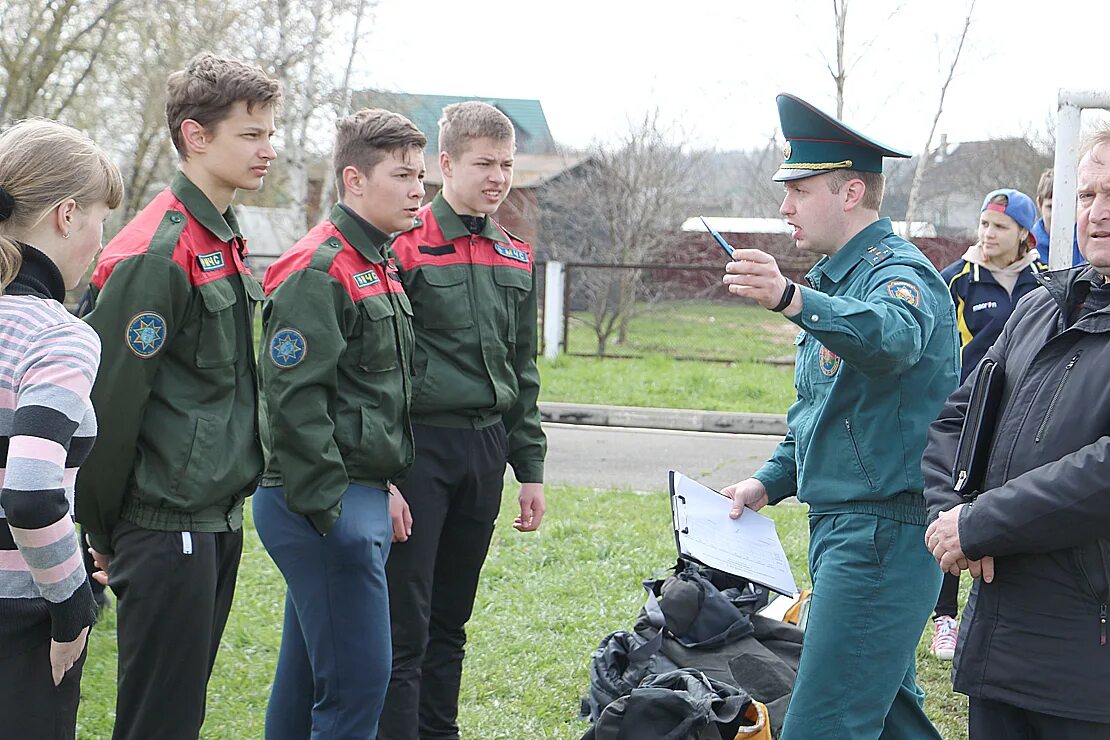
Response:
[1,293,100,643]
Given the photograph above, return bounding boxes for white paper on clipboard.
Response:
[670,470,799,597]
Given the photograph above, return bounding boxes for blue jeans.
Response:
[253,484,393,740]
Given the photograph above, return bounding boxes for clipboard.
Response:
[669,470,799,596]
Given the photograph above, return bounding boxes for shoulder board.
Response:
[307,236,345,273]
[861,244,894,265]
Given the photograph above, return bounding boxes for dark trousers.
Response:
[0,639,86,740]
[108,521,242,740]
[378,423,507,740]
[934,571,961,619]
[969,697,1110,739]
[253,484,393,740]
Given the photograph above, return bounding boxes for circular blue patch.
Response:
[270,328,307,368]
[126,312,167,358]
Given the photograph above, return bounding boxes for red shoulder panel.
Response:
[93,188,251,289]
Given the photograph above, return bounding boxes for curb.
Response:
[539,401,787,436]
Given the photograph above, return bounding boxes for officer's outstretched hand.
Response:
[388,484,412,543]
[723,249,803,315]
[514,482,546,532]
[723,478,769,519]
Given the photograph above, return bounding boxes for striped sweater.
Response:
[0,245,99,655]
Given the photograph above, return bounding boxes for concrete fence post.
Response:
[544,261,565,361]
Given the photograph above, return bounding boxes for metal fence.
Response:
[542,262,797,364]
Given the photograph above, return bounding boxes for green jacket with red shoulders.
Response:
[389,193,546,484]
[259,204,415,535]
[75,172,264,553]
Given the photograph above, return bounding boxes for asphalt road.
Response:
[541,422,784,493]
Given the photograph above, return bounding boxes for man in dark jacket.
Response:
[923,126,1110,739]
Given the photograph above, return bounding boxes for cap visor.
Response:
[772,167,826,182]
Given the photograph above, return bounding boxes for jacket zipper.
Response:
[1035,350,1081,443]
[1074,550,1108,646]
[844,419,873,488]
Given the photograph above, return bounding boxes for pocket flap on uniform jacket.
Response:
[243,275,265,302]
[493,265,532,290]
[396,291,413,316]
[360,296,395,320]
[198,279,236,312]
[421,265,468,287]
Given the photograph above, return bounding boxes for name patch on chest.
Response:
[972,301,998,312]
[197,251,226,272]
[494,244,529,264]
[353,269,380,289]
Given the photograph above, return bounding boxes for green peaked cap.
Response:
[773,93,910,182]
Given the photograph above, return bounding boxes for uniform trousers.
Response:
[378,422,507,740]
[969,697,1110,739]
[780,512,943,740]
[108,520,242,740]
[0,638,86,740]
[253,484,393,740]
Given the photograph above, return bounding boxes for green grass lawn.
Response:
[76,485,969,739]
[539,300,799,414]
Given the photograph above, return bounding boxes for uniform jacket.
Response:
[389,193,546,483]
[941,255,1047,381]
[923,265,1110,722]
[754,218,959,524]
[259,204,415,535]
[76,172,263,553]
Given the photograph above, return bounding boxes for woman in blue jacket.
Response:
[929,188,1047,660]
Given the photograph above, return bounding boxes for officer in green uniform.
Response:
[722,93,957,739]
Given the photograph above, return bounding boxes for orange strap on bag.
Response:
[733,699,773,740]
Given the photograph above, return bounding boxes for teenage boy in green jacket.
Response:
[254,108,425,739]
[76,53,281,740]
[379,101,547,740]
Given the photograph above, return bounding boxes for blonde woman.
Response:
[0,119,122,738]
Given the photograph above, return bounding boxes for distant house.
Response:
[884,136,1051,236]
[234,205,304,274]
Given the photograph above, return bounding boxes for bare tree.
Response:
[821,0,902,119]
[539,114,704,356]
[903,0,977,237]
[0,0,128,123]
[314,0,375,221]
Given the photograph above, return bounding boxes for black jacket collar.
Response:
[6,243,66,301]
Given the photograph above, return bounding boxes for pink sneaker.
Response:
[930,615,958,660]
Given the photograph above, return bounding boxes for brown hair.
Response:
[333,108,427,197]
[437,101,514,158]
[825,169,885,211]
[0,119,124,290]
[1036,168,1053,205]
[166,52,282,160]
[985,193,1035,254]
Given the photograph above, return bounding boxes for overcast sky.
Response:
[355,0,1109,153]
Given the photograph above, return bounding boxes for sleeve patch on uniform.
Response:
[819,345,841,376]
[126,312,167,358]
[353,269,380,289]
[886,279,922,307]
[270,328,307,368]
[494,243,530,263]
[197,251,226,272]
